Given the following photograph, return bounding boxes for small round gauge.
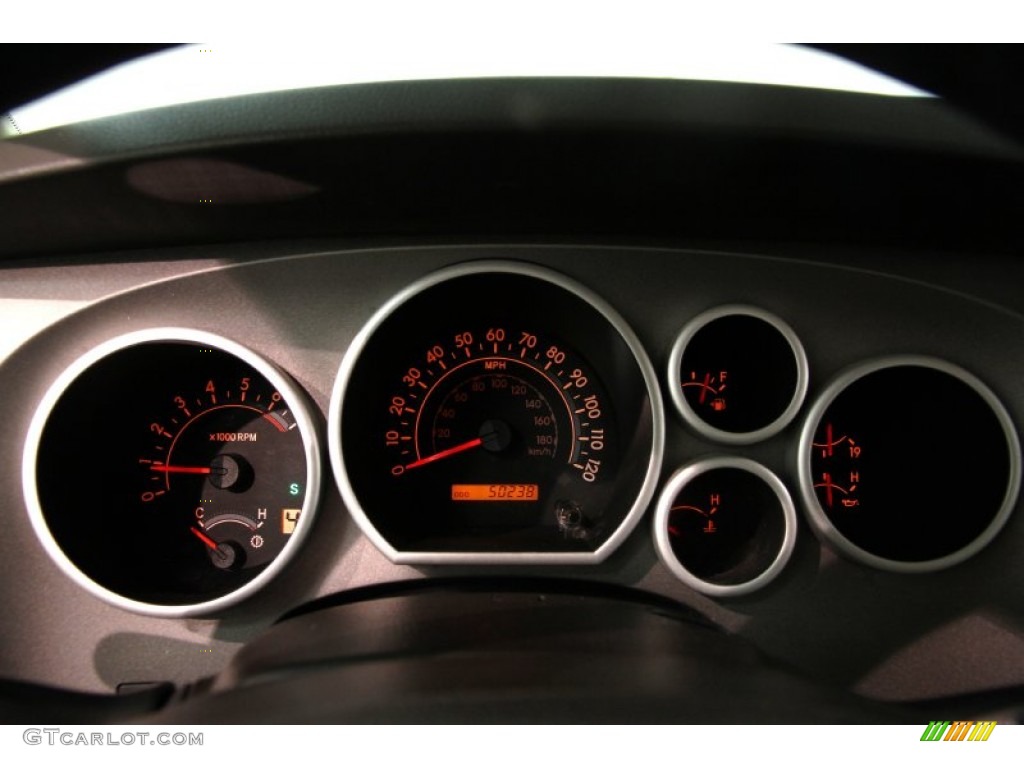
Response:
[653,458,797,596]
[330,261,663,564]
[668,306,808,444]
[799,357,1021,572]
[23,329,321,616]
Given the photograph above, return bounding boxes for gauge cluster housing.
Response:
[2,56,1024,722]
[2,242,1024,709]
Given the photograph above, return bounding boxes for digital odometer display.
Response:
[452,484,540,502]
[330,263,663,563]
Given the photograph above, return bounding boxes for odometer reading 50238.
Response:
[452,484,539,502]
[331,262,663,563]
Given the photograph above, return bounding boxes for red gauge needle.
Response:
[190,526,219,551]
[153,464,214,475]
[405,437,483,470]
[699,372,711,404]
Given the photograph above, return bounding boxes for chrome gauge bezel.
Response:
[652,457,798,597]
[21,328,323,618]
[797,355,1021,573]
[667,305,809,445]
[328,260,666,565]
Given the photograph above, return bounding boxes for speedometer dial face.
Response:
[23,330,321,617]
[330,262,664,563]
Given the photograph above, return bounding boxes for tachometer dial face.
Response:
[799,357,1021,572]
[330,262,664,563]
[23,330,321,616]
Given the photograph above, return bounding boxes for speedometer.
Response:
[329,262,663,563]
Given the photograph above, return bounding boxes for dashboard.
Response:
[2,47,1024,723]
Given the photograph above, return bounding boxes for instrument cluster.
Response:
[20,255,1023,616]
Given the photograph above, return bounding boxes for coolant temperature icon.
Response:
[669,492,720,535]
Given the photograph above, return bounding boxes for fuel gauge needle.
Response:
[404,437,483,470]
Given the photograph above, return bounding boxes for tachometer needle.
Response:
[405,437,483,470]
[190,526,219,551]
[152,464,216,475]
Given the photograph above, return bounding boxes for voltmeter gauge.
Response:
[799,357,1020,572]
[23,329,321,617]
[668,306,808,444]
[330,261,663,564]
[653,458,797,596]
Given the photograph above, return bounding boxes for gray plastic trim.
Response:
[667,304,809,445]
[797,355,1022,573]
[652,457,798,597]
[327,260,665,565]
[21,328,323,617]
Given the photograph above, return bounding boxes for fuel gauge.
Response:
[668,306,808,444]
[653,457,797,597]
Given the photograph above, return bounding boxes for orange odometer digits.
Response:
[452,484,540,502]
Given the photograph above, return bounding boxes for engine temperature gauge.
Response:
[653,457,797,596]
[24,329,321,616]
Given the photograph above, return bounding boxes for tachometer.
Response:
[23,329,321,616]
[329,262,663,563]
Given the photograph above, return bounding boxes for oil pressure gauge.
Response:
[800,357,1020,572]
[23,329,321,616]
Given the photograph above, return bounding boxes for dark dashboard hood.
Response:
[3,44,1023,147]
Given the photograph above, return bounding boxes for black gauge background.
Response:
[808,365,1012,563]
[340,270,655,554]
[667,467,786,585]
[35,342,309,606]
[680,314,798,433]
[406,359,614,537]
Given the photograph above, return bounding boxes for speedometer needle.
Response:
[405,437,483,470]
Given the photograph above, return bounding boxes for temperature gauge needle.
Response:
[405,437,483,470]
[190,526,219,550]
[191,525,237,568]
